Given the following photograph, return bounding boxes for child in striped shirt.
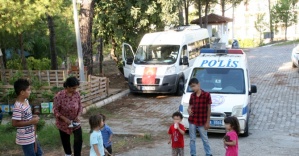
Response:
[12,79,42,156]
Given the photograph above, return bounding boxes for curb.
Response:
[82,89,130,114]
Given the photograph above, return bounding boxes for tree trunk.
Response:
[285,22,288,41]
[221,0,225,16]
[47,14,58,70]
[97,38,103,74]
[204,0,210,28]
[0,49,7,84]
[184,0,189,25]
[110,38,118,63]
[268,0,274,42]
[178,5,184,25]
[19,33,28,70]
[2,48,6,68]
[80,0,95,75]
[198,0,203,27]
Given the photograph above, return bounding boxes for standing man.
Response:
[188,78,212,156]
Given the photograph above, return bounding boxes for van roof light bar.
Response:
[200,48,244,54]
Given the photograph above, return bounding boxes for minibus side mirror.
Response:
[249,85,257,95]
[182,56,189,66]
[126,57,134,65]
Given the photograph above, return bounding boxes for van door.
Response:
[122,43,135,79]
[180,45,190,81]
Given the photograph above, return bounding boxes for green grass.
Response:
[82,106,117,119]
[274,39,299,46]
[0,123,90,153]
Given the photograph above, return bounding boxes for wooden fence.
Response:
[0,70,108,108]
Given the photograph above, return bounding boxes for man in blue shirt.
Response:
[100,114,113,155]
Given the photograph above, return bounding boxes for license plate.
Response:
[210,120,223,126]
[142,86,155,90]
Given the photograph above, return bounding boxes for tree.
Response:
[220,0,243,17]
[0,0,49,70]
[47,15,58,70]
[272,0,298,40]
[0,49,6,84]
[183,0,193,25]
[254,13,268,46]
[268,0,274,42]
[93,0,181,74]
[80,0,96,75]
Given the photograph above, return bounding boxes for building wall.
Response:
[190,0,299,41]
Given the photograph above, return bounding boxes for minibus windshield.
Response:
[134,45,180,64]
[187,68,245,94]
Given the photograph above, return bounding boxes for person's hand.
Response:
[31,116,40,125]
[187,108,193,116]
[204,121,210,130]
[63,118,71,125]
[108,138,112,144]
[168,140,171,144]
[74,117,80,122]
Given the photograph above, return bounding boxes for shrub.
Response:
[7,60,22,70]
[239,39,259,48]
[7,56,63,70]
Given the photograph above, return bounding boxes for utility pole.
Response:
[72,0,85,81]
[232,1,235,39]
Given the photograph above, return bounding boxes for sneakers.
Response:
[68,121,80,128]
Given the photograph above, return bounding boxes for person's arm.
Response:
[12,117,39,127]
[177,125,185,135]
[187,95,193,116]
[224,140,237,146]
[75,93,83,122]
[93,144,102,156]
[168,134,172,144]
[12,106,39,127]
[204,93,212,130]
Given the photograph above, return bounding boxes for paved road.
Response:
[109,44,299,156]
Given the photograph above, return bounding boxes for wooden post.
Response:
[47,70,50,86]
[38,71,41,83]
[55,70,58,87]
[106,78,109,95]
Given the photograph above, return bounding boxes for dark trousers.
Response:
[59,127,82,156]
[105,145,112,154]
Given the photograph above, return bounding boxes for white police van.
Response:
[122,25,210,95]
[179,48,257,136]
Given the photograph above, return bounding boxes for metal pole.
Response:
[232,2,235,40]
[72,0,85,81]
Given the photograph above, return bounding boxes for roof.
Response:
[191,13,233,25]
[139,26,209,45]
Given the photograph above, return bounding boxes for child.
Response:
[223,116,240,156]
[168,111,186,156]
[12,78,42,156]
[187,78,212,156]
[99,114,113,155]
[89,115,105,156]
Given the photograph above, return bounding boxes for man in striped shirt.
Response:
[12,79,42,156]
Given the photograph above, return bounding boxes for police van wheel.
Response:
[176,78,184,96]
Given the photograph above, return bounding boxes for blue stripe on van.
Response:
[179,105,183,113]
[242,105,248,115]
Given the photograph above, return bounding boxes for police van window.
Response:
[187,68,245,94]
